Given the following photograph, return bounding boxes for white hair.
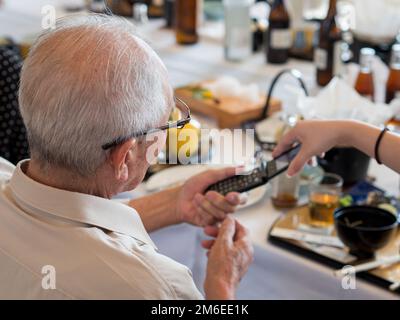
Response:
[19,14,170,176]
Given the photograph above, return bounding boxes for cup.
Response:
[271,173,300,209]
[308,173,343,228]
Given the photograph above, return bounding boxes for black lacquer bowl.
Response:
[334,206,398,259]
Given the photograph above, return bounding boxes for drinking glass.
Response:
[309,173,343,228]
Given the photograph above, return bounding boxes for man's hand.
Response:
[176,167,246,227]
[202,216,254,300]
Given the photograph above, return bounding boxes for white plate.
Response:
[146,164,269,210]
[237,184,269,210]
[146,165,214,192]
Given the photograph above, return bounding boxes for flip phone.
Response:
[206,144,301,196]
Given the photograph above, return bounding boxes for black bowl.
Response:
[334,206,398,259]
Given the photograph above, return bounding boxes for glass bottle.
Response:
[89,0,108,13]
[223,0,253,62]
[315,0,341,86]
[355,47,375,102]
[265,0,291,64]
[147,0,164,18]
[175,0,199,45]
[386,44,400,104]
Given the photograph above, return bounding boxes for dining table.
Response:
[1,0,399,299]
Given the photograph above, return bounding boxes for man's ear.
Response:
[109,139,137,182]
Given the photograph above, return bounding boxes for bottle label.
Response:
[315,48,328,70]
[270,29,292,49]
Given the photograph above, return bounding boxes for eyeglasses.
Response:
[101,97,191,150]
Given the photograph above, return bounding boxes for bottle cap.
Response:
[359,47,375,71]
[360,47,375,57]
[392,44,400,52]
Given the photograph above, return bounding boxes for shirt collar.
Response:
[9,160,157,250]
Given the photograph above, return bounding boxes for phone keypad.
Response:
[267,160,277,177]
[207,168,265,195]
[206,145,301,196]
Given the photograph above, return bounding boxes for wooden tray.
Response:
[174,83,281,128]
[268,206,400,294]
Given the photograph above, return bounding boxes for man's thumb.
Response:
[218,216,236,244]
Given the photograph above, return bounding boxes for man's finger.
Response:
[204,225,219,237]
[217,216,236,244]
[205,191,237,213]
[194,193,226,220]
[201,239,215,250]
[225,192,242,206]
[233,220,249,242]
[236,239,254,264]
[199,167,238,189]
[195,205,216,226]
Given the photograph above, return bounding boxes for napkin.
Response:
[296,77,397,126]
[204,76,260,104]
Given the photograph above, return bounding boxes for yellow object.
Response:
[169,107,182,122]
[202,90,213,99]
[166,121,200,161]
[19,43,31,59]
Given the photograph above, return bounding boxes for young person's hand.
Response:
[272,120,351,177]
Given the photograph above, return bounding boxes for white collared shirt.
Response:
[0,158,203,299]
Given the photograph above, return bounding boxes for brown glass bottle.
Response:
[355,48,375,101]
[175,0,198,45]
[147,0,164,18]
[266,0,291,64]
[315,0,341,86]
[386,44,400,104]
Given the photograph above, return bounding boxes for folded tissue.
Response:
[296,77,399,126]
[204,76,260,105]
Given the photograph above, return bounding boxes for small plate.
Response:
[146,164,212,192]
[237,184,269,210]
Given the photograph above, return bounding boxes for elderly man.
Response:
[0,15,253,299]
